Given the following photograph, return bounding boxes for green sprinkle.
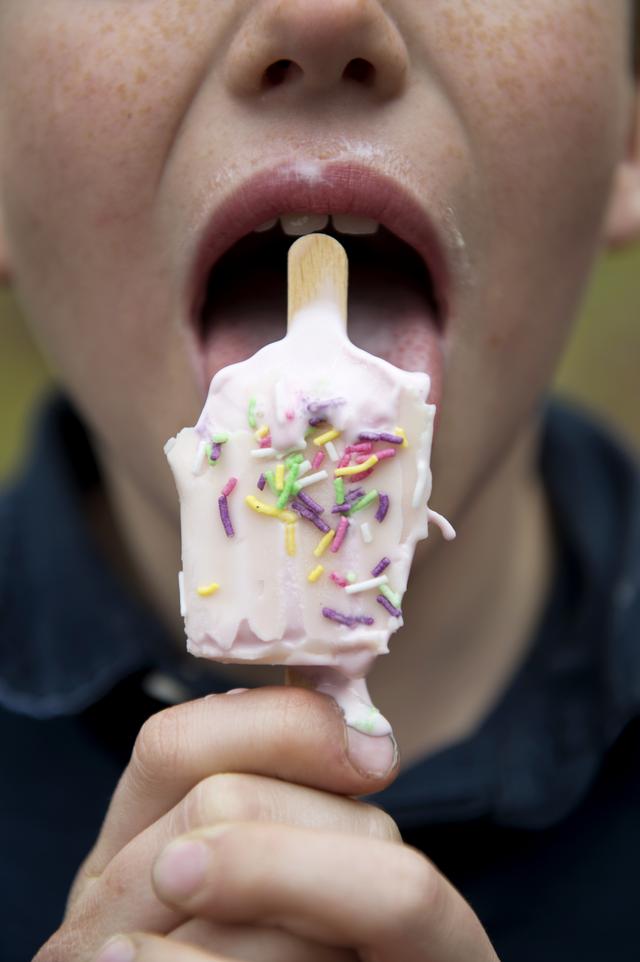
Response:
[211,432,229,444]
[247,397,257,430]
[379,583,402,609]
[264,470,278,495]
[349,489,379,515]
[277,463,300,509]
[285,453,304,469]
[360,707,381,735]
[334,477,345,505]
[346,571,357,584]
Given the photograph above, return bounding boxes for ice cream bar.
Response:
[165,234,455,735]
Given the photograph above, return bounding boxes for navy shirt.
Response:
[1,396,639,961]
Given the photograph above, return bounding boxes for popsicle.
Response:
[164,233,455,735]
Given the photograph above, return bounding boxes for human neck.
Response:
[95,418,553,754]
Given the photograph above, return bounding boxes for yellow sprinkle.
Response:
[255,424,270,440]
[395,425,408,448]
[275,463,285,491]
[285,523,297,556]
[308,564,325,583]
[313,529,335,557]
[334,455,379,477]
[246,495,297,524]
[197,582,220,597]
[313,428,341,447]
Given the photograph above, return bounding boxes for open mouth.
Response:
[188,164,449,404]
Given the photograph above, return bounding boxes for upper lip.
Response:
[186,161,451,331]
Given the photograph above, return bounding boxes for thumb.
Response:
[286,667,399,783]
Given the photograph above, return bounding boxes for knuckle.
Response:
[366,806,403,843]
[130,706,184,790]
[387,848,442,935]
[185,772,264,830]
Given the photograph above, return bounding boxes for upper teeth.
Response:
[254,213,379,237]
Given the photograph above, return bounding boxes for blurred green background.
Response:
[1,247,639,480]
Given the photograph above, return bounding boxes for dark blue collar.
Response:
[1,394,639,829]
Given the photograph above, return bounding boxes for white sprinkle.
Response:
[345,575,389,595]
[178,571,186,617]
[251,447,276,458]
[297,459,312,477]
[325,441,339,462]
[427,508,457,541]
[191,439,207,475]
[295,469,329,490]
[360,522,373,544]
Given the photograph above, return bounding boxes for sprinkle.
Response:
[257,473,266,491]
[330,572,348,587]
[357,431,381,442]
[334,477,345,505]
[314,428,341,447]
[313,530,336,557]
[264,470,278,495]
[349,489,379,515]
[375,493,390,523]
[197,582,220,597]
[275,463,285,491]
[379,583,402,608]
[247,397,257,429]
[345,487,366,502]
[259,436,273,449]
[348,468,375,483]
[277,463,300,509]
[255,424,270,440]
[308,416,326,427]
[295,469,329,491]
[285,452,304,468]
[246,495,294,522]
[297,459,312,477]
[308,564,325,583]
[346,571,357,583]
[378,432,404,445]
[207,442,222,464]
[222,477,238,498]
[285,523,297,556]
[394,426,409,448]
[371,557,391,577]
[335,455,378,477]
[322,607,374,627]
[251,447,276,458]
[346,442,373,454]
[331,502,351,515]
[337,452,352,468]
[345,575,389,595]
[325,441,339,462]
[375,448,397,462]
[211,432,230,444]
[291,499,331,533]
[376,594,402,618]
[311,450,326,470]
[330,516,350,553]
[297,490,324,515]
[218,495,235,537]
[178,571,186,616]
[360,522,373,544]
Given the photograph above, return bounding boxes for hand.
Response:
[34,686,399,962]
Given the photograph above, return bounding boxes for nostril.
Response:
[262,59,303,88]
[342,58,376,86]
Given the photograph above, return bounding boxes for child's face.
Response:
[0,2,637,527]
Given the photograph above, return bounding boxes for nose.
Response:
[224,0,408,101]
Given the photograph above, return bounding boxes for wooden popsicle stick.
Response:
[287,233,348,330]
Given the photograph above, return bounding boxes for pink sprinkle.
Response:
[330,516,350,553]
[346,442,373,455]
[355,453,371,464]
[285,409,295,421]
[330,572,348,587]
[311,450,326,470]
[222,477,238,497]
[338,453,352,468]
[349,468,375,483]
[376,448,397,462]
[259,436,272,448]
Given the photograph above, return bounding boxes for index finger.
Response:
[84,686,397,880]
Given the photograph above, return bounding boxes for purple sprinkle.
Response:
[308,416,327,427]
[308,397,346,414]
[375,492,390,523]
[345,487,365,503]
[331,502,351,514]
[376,594,402,618]
[322,607,374,628]
[291,500,331,533]
[208,442,222,462]
[378,432,404,444]
[357,431,380,442]
[257,473,266,491]
[371,557,391,578]
[297,491,324,514]
[218,494,235,537]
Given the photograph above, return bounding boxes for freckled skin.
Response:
[0,0,635,541]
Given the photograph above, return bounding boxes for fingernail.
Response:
[94,936,136,962]
[346,728,398,778]
[153,838,210,900]
[226,687,250,695]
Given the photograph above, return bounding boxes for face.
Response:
[0,1,637,536]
